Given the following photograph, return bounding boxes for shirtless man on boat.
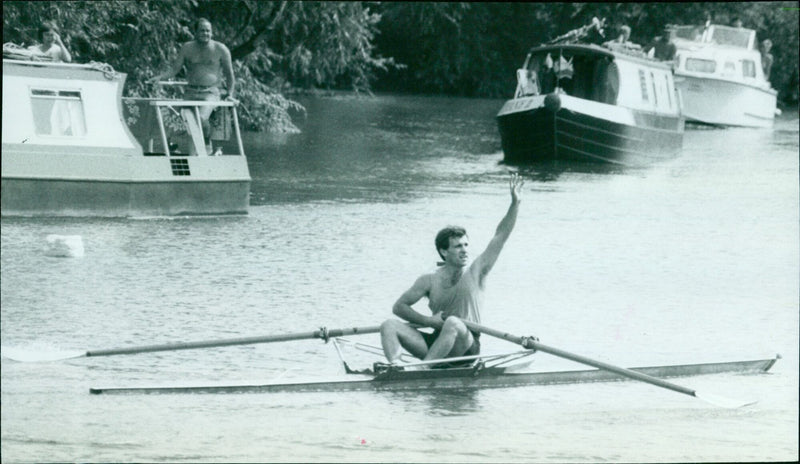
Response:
[380,173,524,367]
[149,18,235,154]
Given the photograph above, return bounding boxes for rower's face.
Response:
[443,236,469,267]
[195,22,213,43]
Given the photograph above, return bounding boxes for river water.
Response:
[1,94,798,462]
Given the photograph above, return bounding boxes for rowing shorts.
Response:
[421,330,481,367]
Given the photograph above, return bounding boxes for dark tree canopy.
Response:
[3,0,395,131]
[4,1,797,133]
[374,2,799,102]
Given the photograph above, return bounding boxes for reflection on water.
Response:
[513,160,631,182]
[387,388,481,417]
[243,94,506,205]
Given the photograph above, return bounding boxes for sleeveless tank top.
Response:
[428,264,482,324]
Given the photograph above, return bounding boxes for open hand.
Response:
[509,172,524,203]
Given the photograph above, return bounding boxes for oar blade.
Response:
[694,390,758,409]
[1,346,86,363]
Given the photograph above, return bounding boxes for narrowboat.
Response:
[497,20,684,165]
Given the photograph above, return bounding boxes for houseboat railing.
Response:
[147,100,245,158]
[149,80,245,158]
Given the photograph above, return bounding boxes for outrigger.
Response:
[78,321,779,407]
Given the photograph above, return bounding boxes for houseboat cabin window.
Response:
[664,74,673,108]
[723,61,737,76]
[741,59,756,78]
[685,58,716,73]
[650,72,658,105]
[639,70,649,102]
[30,89,87,137]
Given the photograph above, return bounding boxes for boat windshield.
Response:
[671,26,704,42]
[708,26,753,49]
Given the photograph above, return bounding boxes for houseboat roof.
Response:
[525,43,673,70]
[3,58,124,81]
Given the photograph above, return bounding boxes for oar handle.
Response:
[85,325,383,357]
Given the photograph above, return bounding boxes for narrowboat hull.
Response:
[497,94,684,165]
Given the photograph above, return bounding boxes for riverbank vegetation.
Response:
[4,1,797,132]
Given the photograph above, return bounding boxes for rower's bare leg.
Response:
[423,317,474,366]
[380,320,428,363]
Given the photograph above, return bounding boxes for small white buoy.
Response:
[44,234,84,258]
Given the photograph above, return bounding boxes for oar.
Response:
[4,325,383,362]
[463,321,755,408]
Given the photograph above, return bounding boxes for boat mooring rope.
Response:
[87,61,118,80]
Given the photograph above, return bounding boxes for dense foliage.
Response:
[3,1,798,132]
[374,2,799,102]
[2,0,396,132]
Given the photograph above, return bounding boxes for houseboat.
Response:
[670,24,778,127]
[497,20,684,165]
[1,57,250,217]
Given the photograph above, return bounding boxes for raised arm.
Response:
[474,173,524,278]
[392,274,442,329]
[54,33,71,63]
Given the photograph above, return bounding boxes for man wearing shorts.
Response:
[149,18,235,155]
[380,174,524,367]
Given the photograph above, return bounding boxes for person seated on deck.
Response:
[606,25,632,45]
[380,174,525,370]
[539,54,557,94]
[646,27,677,62]
[27,22,72,63]
[148,18,236,156]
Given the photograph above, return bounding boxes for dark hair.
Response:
[195,18,212,32]
[37,22,59,41]
[435,226,467,260]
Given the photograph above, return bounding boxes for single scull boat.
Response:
[89,356,778,395]
[39,320,772,406]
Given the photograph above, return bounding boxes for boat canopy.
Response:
[514,44,679,114]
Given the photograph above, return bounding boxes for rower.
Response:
[380,173,525,368]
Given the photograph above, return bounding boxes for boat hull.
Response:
[674,74,777,127]
[1,150,250,217]
[497,94,684,165]
[89,356,778,394]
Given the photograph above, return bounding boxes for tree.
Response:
[372,2,798,102]
[3,1,396,131]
